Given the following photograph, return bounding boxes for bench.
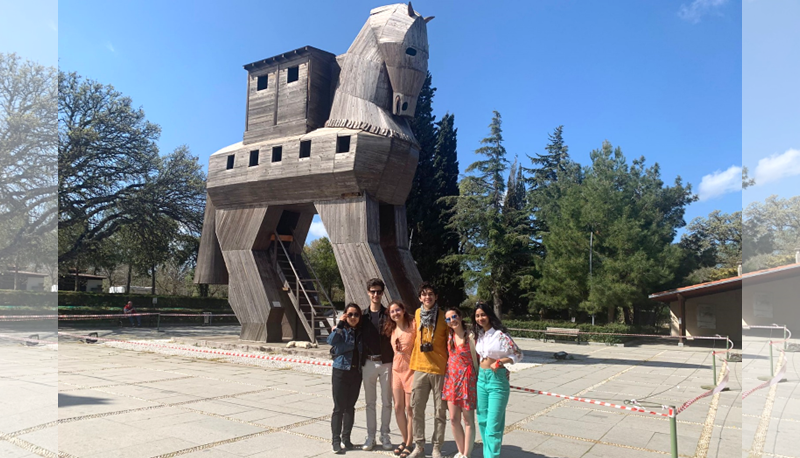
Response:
[545,327,580,343]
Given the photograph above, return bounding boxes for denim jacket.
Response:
[327,322,362,371]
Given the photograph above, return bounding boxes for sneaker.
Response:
[406,445,425,458]
[381,435,392,450]
[362,436,375,451]
[332,441,343,454]
[431,446,443,458]
[341,441,355,450]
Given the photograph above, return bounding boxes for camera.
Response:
[420,342,433,353]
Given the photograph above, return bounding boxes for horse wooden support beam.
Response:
[195,3,431,343]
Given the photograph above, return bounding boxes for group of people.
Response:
[327,279,523,458]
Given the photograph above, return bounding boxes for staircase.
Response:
[271,233,337,343]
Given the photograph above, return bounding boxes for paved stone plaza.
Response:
[741,332,800,458]
[0,325,747,457]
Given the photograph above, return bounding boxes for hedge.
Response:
[57,291,232,311]
[497,319,668,344]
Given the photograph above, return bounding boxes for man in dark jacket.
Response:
[360,278,394,450]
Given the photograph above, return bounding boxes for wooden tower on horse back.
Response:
[195,3,433,343]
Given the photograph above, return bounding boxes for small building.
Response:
[649,261,800,347]
[0,270,47,290]
[58,272,105,292]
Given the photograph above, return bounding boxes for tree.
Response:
[743,195,800,271]
[58,72,206,266]
[0,54,57,264]
[304,237,343,301]
[535,141,694,323]
[406,75,464,308]
[446,111,514,317]
[680,210,742,282]
[742,166,755,189]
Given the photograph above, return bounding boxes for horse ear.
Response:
[408,2,415,17]
[424,16,435,23]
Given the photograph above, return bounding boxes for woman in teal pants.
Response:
[472,302,523,458]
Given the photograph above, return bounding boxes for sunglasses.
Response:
[445,316,460,323]
[368,290,384,295]
[346,313,360,319]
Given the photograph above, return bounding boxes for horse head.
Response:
[369,2,433,118]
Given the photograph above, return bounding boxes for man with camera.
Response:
[407,282,448,458]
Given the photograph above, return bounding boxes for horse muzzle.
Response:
[393,93,418,117]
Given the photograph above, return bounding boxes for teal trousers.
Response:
[476,367,509,458]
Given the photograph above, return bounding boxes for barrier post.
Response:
[784,326,788,351]
[669,407,678,458]
[770,343,774,377]
[156,313,161,332]
[711,352,717,387]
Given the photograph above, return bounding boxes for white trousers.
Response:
[362,360,393,437]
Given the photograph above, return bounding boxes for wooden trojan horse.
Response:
[195,3,432,343]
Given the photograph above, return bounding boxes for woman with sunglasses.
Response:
[442,308,478,458]
[472,302,523,458]
[382,301,416,457]
[328,303,363,454]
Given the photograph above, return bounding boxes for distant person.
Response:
[383,301,416,457]
[407,282,448,458]
[123,301,141,327]
[473,302,523,458]
[360,278,394,451]
[443,307,477,458]
[328,303,363,454]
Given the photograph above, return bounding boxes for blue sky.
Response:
[9,1,775,244]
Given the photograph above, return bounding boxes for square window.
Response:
[249,150,259,167]
[226,154,235,170]
[257,75,268,91]
[336,136,351,153]
[272,146,282,163]
[287,66,299,83]
[299,140,311,158]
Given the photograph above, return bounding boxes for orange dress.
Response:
[391,321,416,394]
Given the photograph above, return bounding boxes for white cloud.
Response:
[308,221,328,240]
[678,0,728,24]
[697,165,741,201]
[105,41,115,52]
[753,149,800,186]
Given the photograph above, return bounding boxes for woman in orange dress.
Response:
[383,301,416,457]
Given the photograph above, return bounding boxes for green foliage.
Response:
[446,111,530,317]
[680,210,742,283]
[57,291,231,311]
[497,319,666,343]
[743,195,800,272]
[406,74,464,308]
[58,71,205,270]
[534,141,695,323]
[304,237,342,301]
[0,53,57,265]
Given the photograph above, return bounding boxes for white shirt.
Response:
[475,327,523,364]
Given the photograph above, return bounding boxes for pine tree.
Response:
[446,111,511,317]
[406,75,464,308]
[534,141,694,323]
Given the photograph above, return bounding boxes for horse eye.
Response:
[405,47,417,56]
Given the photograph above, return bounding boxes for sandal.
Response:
[394,444,405,456]
[399,444,413,458]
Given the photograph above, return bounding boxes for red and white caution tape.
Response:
[0,313,236,322]
[510,385,675,418]
[675,368,730,414]
[742,351,787,400]
[158,313,237,317]
[56,331,333,367]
